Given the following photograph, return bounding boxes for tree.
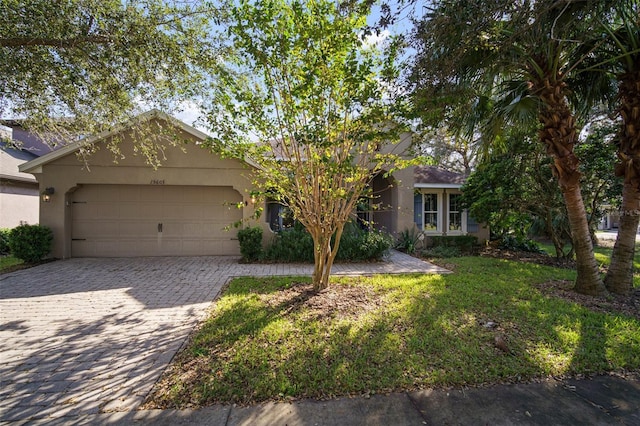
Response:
[413,126,478,174]
[203,0,409,291]
[409,0,608,295]
[0,0,212,144]
[594,1,640,295]
[461,120,620,259]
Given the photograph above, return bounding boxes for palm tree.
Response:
[599,1,640,295]
[410,0,607,295]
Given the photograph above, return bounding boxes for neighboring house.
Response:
[0,122,55,228]
[18,110,487,259]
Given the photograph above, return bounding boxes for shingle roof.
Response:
[414,166,467,185]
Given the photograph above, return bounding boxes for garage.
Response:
[71,184,243,257]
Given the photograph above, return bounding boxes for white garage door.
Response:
[71,185,242,257]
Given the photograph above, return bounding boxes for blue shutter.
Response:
[467,213,479,233]
[414,193,423,230]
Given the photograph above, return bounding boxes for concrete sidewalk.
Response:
[44,374,640,425]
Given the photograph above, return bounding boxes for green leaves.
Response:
[205,0,408,286]
[1,0,215,141]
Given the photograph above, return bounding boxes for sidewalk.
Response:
[50,374,640,425]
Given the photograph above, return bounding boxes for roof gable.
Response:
[18,110,214,174]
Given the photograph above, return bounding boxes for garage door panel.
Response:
[72,185,242,257]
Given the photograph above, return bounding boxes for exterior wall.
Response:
[29,119,267,258]
[1,143,40,228]
[391,166,416,236]
[0,180,39,228]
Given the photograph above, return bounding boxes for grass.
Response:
[148,257,640,408]
[538,240,640,287]
[0,255,24,272]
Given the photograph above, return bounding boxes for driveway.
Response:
[0,252,447,423]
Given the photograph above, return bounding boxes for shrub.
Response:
[8,224,53,263]
[429,235,478,254]
[424,245,462,258]
[395,228,421,254]
[262,221,392,263]
[336,223,393,262]
[0,228,10,255]
[498,235,544,253]
[263,223,314,262]
[237,226,263,262]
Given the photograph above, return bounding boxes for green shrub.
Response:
[262,222,392,263]
[8,224,53,263]
[0,228,10,255]
[336,223,392,262]
[424,245,462,258]
[395,228,421,254]
[430,235,478,254]
[237,226,263,262]
[263,223,314,262]
[498,235,544,253]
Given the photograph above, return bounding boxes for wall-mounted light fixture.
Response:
[42,187,55,203]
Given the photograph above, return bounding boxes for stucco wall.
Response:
[0,181,39,228]
[29,120,268,258]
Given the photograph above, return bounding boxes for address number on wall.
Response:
[150,179,165,185]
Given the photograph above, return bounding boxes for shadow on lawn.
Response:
[148,258,640,408]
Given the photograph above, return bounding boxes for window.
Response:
[267,202,294,232]
[423,193,439,232]
[448,193,466,233]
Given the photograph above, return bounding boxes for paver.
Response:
[0,251,443,423]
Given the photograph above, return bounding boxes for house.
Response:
[413,166,489,241]
[0,122,55,228]
[18,111,487,259]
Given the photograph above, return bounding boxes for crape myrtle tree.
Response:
[409,0,610,295]
[0,0,213,162]
[203,0,411,291]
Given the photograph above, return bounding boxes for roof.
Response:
[414,166,468,189]
[17,110,241,174]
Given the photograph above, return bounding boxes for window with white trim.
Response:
[423,193,440,232]
[447,193,467,233]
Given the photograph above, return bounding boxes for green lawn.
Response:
[0,255,23,272]
[147,257,640,408]
[538,241,640,287]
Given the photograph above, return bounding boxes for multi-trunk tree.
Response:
[204,0,410,290]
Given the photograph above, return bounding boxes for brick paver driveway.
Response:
[0,252,447,423]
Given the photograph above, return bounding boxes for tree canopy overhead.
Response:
[0,0,213,140]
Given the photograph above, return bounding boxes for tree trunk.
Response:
[532,73,606,296]
[605,69,640,295]
[312,234,332,291]
[605,183,639,295]
[561,177,606,295]
[310,224,345,291]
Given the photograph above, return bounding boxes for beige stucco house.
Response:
[18,110,487,259]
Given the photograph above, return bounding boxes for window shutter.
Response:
[414,193,423,230]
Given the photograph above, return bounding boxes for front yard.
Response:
[144,256,640,409]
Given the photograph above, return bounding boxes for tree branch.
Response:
[1,35,112,48]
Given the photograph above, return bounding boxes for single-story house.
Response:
[18,110,488,259]
[0,122,55,228]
